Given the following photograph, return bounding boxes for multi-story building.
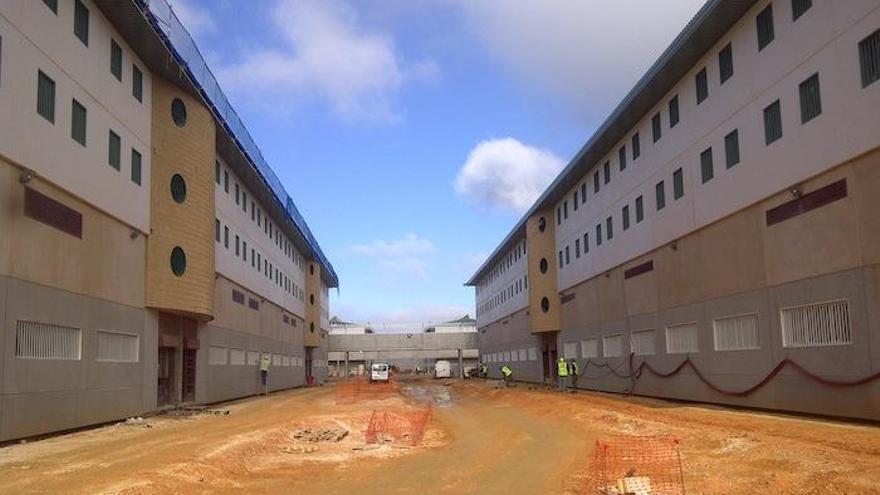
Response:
[0,0,336,441]
[467,0,880,420]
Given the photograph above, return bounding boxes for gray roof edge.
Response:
[465,0,757,287]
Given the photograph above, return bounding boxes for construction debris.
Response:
[120,417,152,428]
[291,427,348,443]
[164,406,231,418]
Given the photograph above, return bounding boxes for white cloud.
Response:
[351,233,435,281]
[216,0,436,122]
[455,0,706,122]
[454,137,564,213]
[170,0,216,36]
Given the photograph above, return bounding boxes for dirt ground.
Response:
[0,378,878,494]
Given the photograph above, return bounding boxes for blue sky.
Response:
[172,0,706,324]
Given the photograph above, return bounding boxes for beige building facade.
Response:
[0,0,336,441]
[469,0,880,420]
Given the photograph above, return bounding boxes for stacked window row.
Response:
[476,274,528,319]
[476,240,526,296]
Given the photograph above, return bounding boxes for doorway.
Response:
[305,347,314,386]
[540,332,558,384]
[157,312,200,406]
[157,346,175,407]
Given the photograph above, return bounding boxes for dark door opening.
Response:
[540,332,558,384]
[182,348,197,403]
[158,346,175,407]
[305,347,314,386]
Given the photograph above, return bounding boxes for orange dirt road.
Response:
[0,378,878,494]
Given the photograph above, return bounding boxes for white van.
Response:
[434,360,452,379]
[370,362,390,383]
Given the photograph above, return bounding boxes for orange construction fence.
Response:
[584,436,685,495]
[365,406,432,446]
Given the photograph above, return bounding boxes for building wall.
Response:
[145,77,215,319]
[304,262,323,348]
[0,0,151,232]
[527,210,560,333]
[214,157,307,317]
[477,308,543,383]
[475,239,527,327]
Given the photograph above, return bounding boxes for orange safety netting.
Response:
[584,436,685,495]
[335,378,399,405]
[365,406,432,446]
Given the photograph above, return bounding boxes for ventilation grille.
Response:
[16,321,81,360]
[666,323,699,354]
[96,331,138,362]
[781,300,852,348]
[563,342,578,360]
[209,346,227,365]
[25,188,83,238]
[518,348,527,361]
[581,339,599,358]
[528,347,538,361]
[246,350,259,365]
[713,313,760,351]
[230,348,246,365]
[631,330,656,356]
[603,334,623,357]
[232,289,245,305]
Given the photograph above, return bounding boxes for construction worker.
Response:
[260,354,271,396]
[500,364,513,387]
[557,356,569,393]
[480,363,488,378]
[568,358,580,392]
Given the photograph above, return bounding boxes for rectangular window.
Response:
[563,200,568,219]
[108,130,121,170]
[635,195,644,222]
[652,112,661,142]
[224,226,229,248]
[131,149,142,185]
[781,300,852,348]
[622,205,630,230]
[859,29,880,88]
[242,192,247,212]
[724,129,740,168]
[596,224,602,246]
[556,207,561,225]
[37,71,56,123]
[215,161,221,184]
[713,313,760,351]
[673,167,685,199]
[583,233,589,253]
[764,99,782,144]
[668,95,679,128]
[224,171,229,193]
[230,348,246,365]
[235,235,240,256]
[594,171,600,193]
[666,323,699,354]
[719,43,733,84]
[43,0,58,13]
[110,39,122,81]
[619,146,626,171]
[565,246,570,265]
[235,183,240,205]
[603,161,610,184]
[655,181,666,210]
[580,182,587,203]
[573,191,578,211]
[15,321,81,360]
[215,218,220,242]
[700,148,714,184]
[757,5,774,51]
[632,133,640,160]
[631,330,655,356]
[71,99,87,146]
[209,346,228,365]
[799,73,822,123]
[562,342,578,360]
[558,251,563,268]
[603,334,623,358]
[575,239,580,258]
[696,67,708,104]
[606,217,613,240]
[74,0,89,46]
[792,0,812,21]
[133,65,143,102]
[580,339,599,359]
[96,331,139,362]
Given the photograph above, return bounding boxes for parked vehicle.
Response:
[370,362,391,383]
[434,360,452,379]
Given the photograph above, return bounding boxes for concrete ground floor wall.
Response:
[329,357,479,377]
[478,265,880,420]
[0,275,325,442]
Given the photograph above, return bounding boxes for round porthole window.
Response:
[538,216,547,232]
[170,246,187,277]
[539,258,548,274]
[309,294,315,305]
[310,322,315,333]
[171,98,187,127]
[170,174,187,203]
[540,297,550,313]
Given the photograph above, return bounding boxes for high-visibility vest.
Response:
[569,361,580,376]
[501,366,512,378]
[260,356,271,372]
[557,359,569,377]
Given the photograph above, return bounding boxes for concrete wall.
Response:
[329,332,479,375]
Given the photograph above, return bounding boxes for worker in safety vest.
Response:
[260,355,271,396]
[557,357,569,393]
[568,359,580,392]
[500,365,513,387]
[480,363,488,378]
